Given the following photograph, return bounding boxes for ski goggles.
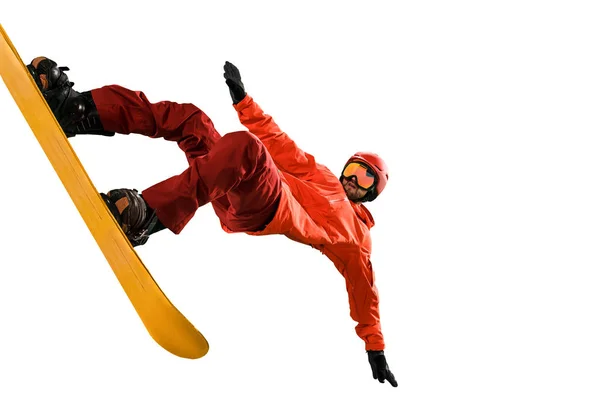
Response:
[342,162,376,190]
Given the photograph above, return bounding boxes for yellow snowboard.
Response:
[0,24,209,359]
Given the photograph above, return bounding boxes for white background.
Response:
[1,1,599,399]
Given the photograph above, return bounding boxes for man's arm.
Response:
[342,253,385,350]
[321,245,397,387]
[224,61,319,179]
[346,255,398,387]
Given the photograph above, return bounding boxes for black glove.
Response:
[223,61,247,104]
[367,350,398,387]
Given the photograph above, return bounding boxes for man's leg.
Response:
[28,58,281,245]
[87,84,242,245]
[84,85,282,237]
[103,129,281,245]
[89,84,220,162]
[27,57,220,160]
[142,130,282,235]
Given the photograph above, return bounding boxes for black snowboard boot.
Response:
[100,189,166,247]
[27,57,115,138]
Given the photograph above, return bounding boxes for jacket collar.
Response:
[351,201,375,229]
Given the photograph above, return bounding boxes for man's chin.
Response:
[346,192,360,201]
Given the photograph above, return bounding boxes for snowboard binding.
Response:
[27,56,114,138]
[101,189,165,247]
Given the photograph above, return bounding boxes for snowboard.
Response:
[0,24,209,359]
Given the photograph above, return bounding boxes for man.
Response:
[27,57,397,387]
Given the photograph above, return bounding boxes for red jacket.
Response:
[223,95,384,351]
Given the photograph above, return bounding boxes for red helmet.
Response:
[343,152,389,201]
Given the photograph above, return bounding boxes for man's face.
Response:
[342,176,369,201]
[341,162,376,202]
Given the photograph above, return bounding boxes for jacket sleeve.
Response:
[346,254,385,351]
[322,245,385,351]
[233,94,319,179]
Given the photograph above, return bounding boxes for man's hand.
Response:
[367,350,398,387]
[223,61,247,104]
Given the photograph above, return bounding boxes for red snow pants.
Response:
[90,85,282,234]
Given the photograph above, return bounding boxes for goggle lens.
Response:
[342,162,375,189]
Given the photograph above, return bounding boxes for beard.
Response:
[343,180,367,201]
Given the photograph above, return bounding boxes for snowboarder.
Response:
[27,57,397,387]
